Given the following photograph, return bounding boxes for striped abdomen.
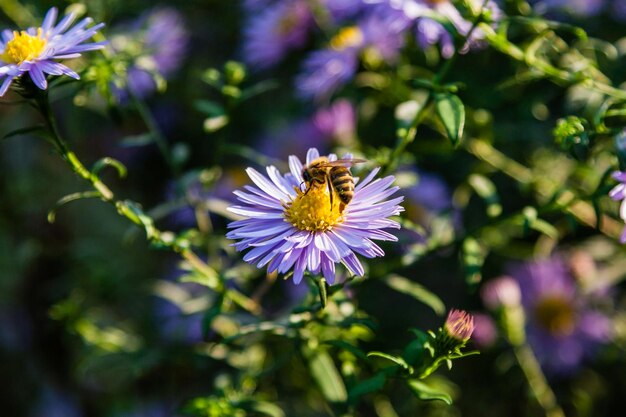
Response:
[330,166,355,205]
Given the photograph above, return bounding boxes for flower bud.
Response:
[481,276,522,310]
[444,309,475,343]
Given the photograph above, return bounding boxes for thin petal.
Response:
[306,148,320,165]
[28,64,47,89]
[0,75,15,96]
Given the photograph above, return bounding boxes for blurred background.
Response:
[1,0,626,416]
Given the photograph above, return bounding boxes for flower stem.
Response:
[33,92,262,315]
[513,344,565,417]
[35,92,115,201]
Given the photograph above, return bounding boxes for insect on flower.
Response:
[227,148,404,284]
[301,156,366,213]
[0,7,106,96]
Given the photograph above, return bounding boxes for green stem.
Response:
[34,93,262,315]
[383,0,488,174]
[129,91,181,178]
[513,344,566,417]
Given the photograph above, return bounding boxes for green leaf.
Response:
[240,79,279,101]
[250,401,285,417]
[119,133,155,147]
[407,380,452,405]
[367,352,413,373]
[194,99,225,116]
[348,372,387,404]
[402,335,427,367]
[305,348,348,403]
[2,125,47,141]
[435,93,465,145]
[383,275,445,315]
[324,340,370,362]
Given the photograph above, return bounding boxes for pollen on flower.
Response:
[533,296,576,336]
[1,29,47,64]
[330,26,364,51]
[283,184,344,232]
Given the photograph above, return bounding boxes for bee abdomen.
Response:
[330,168,355,204]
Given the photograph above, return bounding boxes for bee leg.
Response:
[339,202,346,213]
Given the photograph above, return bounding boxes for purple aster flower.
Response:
[508,256,613,375]
[227,148,404,284]
[0,7,106,96]
[296,17,405,100]
[242,0,314,69]
[110,7,188,99]
[322,0,369,22]
[296,46,360,101]
[365,0,502,58]
[312,99,357,145]
[609,170,626,243]
[256,100,357,159]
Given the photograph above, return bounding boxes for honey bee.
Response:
[302,157,366,212]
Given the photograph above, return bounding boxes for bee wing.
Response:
[317,158,367,168]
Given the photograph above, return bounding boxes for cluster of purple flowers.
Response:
[241,0,502,101]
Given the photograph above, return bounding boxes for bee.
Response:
[302,157,366,212]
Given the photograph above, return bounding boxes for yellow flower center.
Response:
[283,184,344,232]
[1,29,47,64]
[533,296,576,336]
[330,26,364,51]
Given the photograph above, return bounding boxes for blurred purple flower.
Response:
[111,7,188,99]
[257,99,357,160]
[257,118,332,160]
[312,99,357,145]
[609,170,626,243]
[405,169,453,214]
[365,0,502,58]
[296,17,405,100]
[530,0,605,17]
[322,0,368,21]
[242,0,314,69]
[508,256,613,375]
[0,7,106,96]
[481,275,522,310]
[296,47,360,101]
[471,312,498,348]
[227,148,403,284]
